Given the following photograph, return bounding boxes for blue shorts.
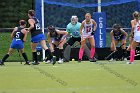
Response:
[10,39,24,49]
[31,34,46,43]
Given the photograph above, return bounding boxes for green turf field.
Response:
[0,60,139,93]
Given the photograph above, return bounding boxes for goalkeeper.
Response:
[63,15,92,62]
[109,24,128,61]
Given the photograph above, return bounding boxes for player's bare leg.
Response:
[88,37,96,62]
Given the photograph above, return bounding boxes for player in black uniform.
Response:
[0,20,30,65]
[109,24,128,61]
[47,25,68,64]
[28,10,56,65]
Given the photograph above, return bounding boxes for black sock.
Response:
[22,53,29,63]
[45,49,53,60]
[59,49,63,59]
[52,51,55,56]
[32,52,38,63]
[122,49,127,58]
[2,54,9,63]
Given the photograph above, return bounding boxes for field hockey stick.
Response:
[104,43,125,60]
[104,51,116,60]
[74,35,92,48]
[17,49,22,64]
[127,53,140,58]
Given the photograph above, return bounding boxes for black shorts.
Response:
[67,36,81,46]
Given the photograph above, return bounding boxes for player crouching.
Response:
[47,25,68,64]
[109,24,128,61]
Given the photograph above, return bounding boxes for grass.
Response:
[0,60,140,93]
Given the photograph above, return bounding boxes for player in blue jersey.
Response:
[0,20,30,65]
[64,15,92,62]
[28,10,56,65]
[47,25,68,64]
[109,24,128,61]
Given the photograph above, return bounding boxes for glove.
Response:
[91,30,95,35]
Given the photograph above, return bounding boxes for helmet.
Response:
[71,15,78,25]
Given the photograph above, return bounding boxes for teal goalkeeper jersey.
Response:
[66,22,81,38]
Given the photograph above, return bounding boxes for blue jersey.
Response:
[30,17,46,43]
[113,30,125,41]
[30,17,42,37]
[66,22,81,38]
[10,27,25,49]
[13,27,24,41]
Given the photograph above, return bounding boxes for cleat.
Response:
[24,62,30,65]
[45,60,51,64]
[58,58,63,64]
[127,62,134,64]
[52,56,56,65]
[124,58,127,61]
[0,60,4,66]
[109,58,114,62]
[78,59,82,62]
[0,63,5,66]
[89,58,96,62]
[32,62,40,65]
[94,57,98,61]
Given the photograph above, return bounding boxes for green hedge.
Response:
[0,0,34,28]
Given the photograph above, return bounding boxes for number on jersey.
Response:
[36,23,41,30]
[16,32,20,38]
[86,26,91,33]
[137,25,140,31]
